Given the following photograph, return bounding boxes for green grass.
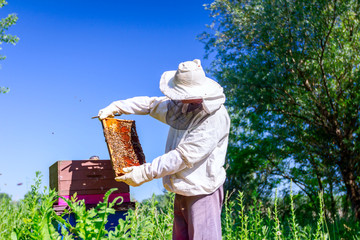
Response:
[0,172,359,239]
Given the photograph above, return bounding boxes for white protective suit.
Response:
[107,91,230,196]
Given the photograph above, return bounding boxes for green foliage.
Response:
[0,172,174,239]
[53,189,124,239]
[201,0,360,220]
[0,171,61,239]
[222,189,360,239]
[1,172,359,239]
[0,192,11,201]
[114,193,174,240]
[0,0,19,94]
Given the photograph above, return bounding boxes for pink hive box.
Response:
[49,160,134,214]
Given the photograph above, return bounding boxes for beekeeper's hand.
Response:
[115,165,151,187]
[98,103,120,120]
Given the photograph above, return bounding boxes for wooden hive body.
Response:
[49,160,130,206]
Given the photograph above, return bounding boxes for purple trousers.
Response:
[172,186,224,240]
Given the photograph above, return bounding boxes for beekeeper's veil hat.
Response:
[159,59,223,101]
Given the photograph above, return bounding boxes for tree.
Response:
[202,0,360,220]
[0,192,11,201]
[0,0,19,94]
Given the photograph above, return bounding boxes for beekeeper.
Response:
[98,59,230,240]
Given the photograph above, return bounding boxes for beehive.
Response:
[101,118,146,177]
[49,160,131,207]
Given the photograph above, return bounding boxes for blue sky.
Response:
[0,0,214,201]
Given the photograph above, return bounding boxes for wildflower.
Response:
[276,231,282,236]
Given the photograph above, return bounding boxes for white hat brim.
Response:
[159,70,223,100]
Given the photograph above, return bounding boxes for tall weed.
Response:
[0,171,61,239]
[1,172,360,239]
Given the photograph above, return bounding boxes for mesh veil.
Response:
[166,100,209,130]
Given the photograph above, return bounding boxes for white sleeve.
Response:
[143,150,186,180]
[111,96,169,124]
